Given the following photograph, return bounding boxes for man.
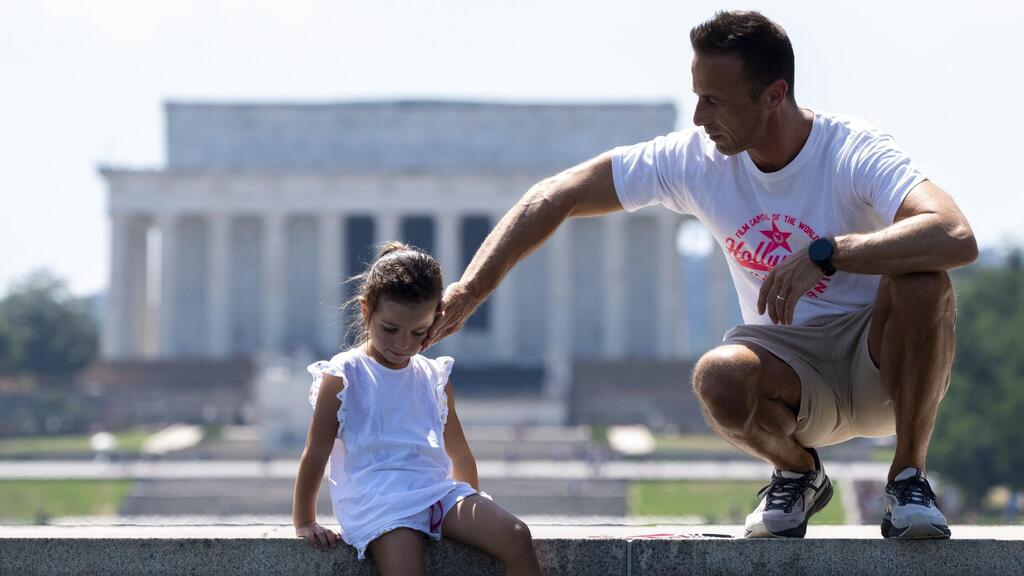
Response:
[424,10,976,539]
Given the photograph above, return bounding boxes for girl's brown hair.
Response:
[344,241,443,345]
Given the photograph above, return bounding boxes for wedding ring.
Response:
[776,294,787,301]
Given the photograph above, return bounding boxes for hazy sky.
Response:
[2,0,1021,296]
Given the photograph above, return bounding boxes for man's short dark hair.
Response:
[689,11,795,102]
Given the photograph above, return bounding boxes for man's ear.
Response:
[761,78,790,110]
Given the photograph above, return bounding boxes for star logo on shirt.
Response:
[759,221,793,255]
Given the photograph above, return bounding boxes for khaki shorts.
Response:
[721,306,896,447]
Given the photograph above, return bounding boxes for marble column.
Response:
[262,213,285,355]
[603,215,627,359]
[377,213,399,250]
[545,224,572,400]
[157,213,178,358]
[436,212,460,281]
[674,217,691,356]
[207,213,230,358]
[435,212,460,355]
[127,217,150,358]
[492,214,516,360]
[103,213,127,359]
[657,213,682,359]
[104,213,148,359]
[709,238,730,342]
[318,212,344,354]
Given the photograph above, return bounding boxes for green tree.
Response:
[0,270,98,373]
[0,315,18,372]
[931,250,1024,507]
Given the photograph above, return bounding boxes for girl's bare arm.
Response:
[442,380,479,490]
[293,374,343,536]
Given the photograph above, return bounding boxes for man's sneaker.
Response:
[881,467,951,539]
[744,448,833,538]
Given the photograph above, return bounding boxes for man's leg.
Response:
[692,343,812,471]
[869,272,956,481]
[870,272,955,539]
[693,341,833,537]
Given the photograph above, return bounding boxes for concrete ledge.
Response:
[3,525,1024,575]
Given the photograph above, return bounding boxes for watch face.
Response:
[810,239,832,262]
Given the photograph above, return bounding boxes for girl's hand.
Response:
[295,522,341,549]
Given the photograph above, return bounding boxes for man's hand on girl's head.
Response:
[423,282,477,351]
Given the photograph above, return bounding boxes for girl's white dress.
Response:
[307,348,476,559]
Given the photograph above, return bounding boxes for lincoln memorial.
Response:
[100,101,735,399]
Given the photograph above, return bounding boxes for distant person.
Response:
[424,11,976,539]
[293,242,542,575]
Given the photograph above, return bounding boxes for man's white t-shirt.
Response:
[612,111,926,327]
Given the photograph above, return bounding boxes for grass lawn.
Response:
[0,480,134,521]
[870,447,897,463]
[0,429,153,458]
[629,480,846,524]
[652,434,735,454]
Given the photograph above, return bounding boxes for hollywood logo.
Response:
[723,216,833,299]
[725,221,795,272]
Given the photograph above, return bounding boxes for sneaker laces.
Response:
[758,471,817,513]
[891,475,937,507]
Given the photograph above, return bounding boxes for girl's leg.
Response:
[441,495,542,576]
[366,528,425,576]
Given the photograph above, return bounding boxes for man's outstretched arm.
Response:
[424,151,623,348]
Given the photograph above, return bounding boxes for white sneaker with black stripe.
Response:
[744,448,833,538]
[881,467,951,539]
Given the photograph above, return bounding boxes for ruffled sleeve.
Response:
[432,356,455,425]
[307,360,347,437]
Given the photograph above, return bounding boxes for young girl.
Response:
[293,242,543,576]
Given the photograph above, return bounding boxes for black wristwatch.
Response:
[808,238,836,276]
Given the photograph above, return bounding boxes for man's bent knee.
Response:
[692,346,760,431]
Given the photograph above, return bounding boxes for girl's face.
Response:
[360,296,439,369]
